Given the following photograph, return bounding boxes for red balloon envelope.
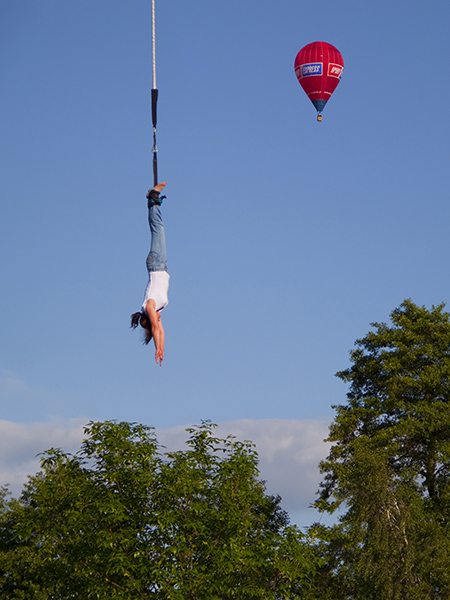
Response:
[294,41,344,120]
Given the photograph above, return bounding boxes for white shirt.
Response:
[142,271,170,313]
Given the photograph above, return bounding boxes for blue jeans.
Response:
[146,204,168,272]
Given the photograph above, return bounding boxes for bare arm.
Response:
[145,300,165,366]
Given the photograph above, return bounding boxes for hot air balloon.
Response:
[294,41,344,121]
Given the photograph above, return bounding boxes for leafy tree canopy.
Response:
[311,300,450,600]
[0,420,317,599]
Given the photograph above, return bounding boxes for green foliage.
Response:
[0,421,317,599]
[311,300,450,599]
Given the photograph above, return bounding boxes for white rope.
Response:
[152,0,156,90]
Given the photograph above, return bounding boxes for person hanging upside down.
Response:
[131,182,169,366]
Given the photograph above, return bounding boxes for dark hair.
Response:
[130,311,153,345]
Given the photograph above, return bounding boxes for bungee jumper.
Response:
[130,182,169,366]
[130,0,169,366]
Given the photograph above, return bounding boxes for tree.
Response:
[0,420,317,599]
[311,300,450,599]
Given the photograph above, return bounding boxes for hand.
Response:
[155,348,164,366]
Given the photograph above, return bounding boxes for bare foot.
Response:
[152,182,167,193]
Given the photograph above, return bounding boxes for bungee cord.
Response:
[152,0,156,90]
[151,0,159,186]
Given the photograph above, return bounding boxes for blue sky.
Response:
[2,0,450,527]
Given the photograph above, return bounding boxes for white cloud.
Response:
[0,418,87,495]
[1,418,332,523]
